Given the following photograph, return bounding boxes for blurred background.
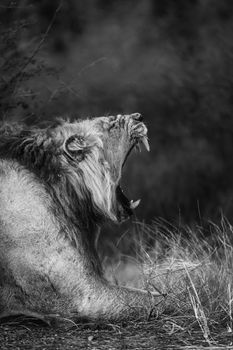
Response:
[1,0,233,233]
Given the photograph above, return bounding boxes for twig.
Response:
[11,1,62,88]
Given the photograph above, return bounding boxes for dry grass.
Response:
[104,218,233,346]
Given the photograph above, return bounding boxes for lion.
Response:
[0,113,160,322]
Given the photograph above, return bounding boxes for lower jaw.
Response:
[115,185,133,222]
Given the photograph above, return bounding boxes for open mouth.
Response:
[115,135,150,222]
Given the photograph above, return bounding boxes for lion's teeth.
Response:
[130,199,141,209]
[141,136,150,152]
[135,143,141,152]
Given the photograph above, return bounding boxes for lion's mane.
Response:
[0,120,116,243]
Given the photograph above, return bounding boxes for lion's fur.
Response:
[0,115,158,321]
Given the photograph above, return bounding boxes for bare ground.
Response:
[0,317,233,350]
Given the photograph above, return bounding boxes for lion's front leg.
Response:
[68,275,164,321]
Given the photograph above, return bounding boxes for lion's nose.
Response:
[131,113,143,122]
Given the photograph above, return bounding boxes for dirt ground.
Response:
[0,318,233,350]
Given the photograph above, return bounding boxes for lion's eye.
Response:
[108,121,117,131]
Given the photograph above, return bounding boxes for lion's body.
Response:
[0,159,109,318]
[0,115,158,321]
[0,159,75,315]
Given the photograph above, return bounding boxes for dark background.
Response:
[1,0,233,228]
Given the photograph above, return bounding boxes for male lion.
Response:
[0,113,159,322]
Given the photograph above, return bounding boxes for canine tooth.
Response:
[135,143,141,152]
[130,199,141,209]
[141,136,150,151]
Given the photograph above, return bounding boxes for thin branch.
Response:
[11,1,62,87]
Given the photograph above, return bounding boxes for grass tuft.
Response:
[105,217,233,343]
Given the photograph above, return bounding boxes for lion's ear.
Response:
[64,135,88,162]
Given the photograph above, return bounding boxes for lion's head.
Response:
[0,113,149,225]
